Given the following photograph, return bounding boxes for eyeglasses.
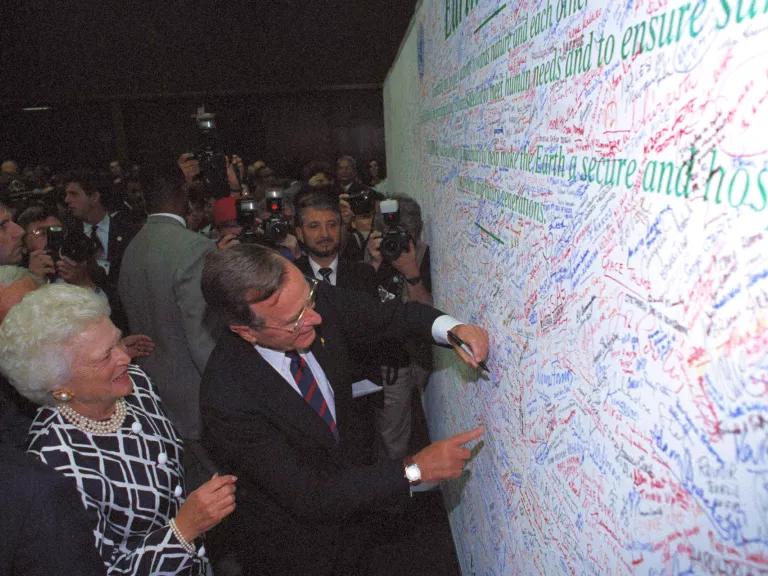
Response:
[260,276,318,334]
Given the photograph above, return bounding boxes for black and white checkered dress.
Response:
[27,365,209,575]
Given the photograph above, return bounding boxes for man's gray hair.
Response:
[0,283,110,405]
[202,244,288,329]
[0,265,42,288]
[294,191,340,227]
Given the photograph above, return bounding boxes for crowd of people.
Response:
[0,150,488,576]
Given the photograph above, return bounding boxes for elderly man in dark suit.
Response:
[199,244,487,575]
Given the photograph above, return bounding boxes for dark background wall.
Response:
[0,0,414,174]
[1,89,385,176]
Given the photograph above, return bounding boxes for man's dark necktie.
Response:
[89,224,103,256]
[286,350,339,441]
[318,267,333,284]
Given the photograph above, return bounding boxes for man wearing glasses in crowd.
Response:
[199,244,488,576]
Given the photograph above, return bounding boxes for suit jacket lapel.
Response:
[310,329,344,396]
[336,259,349,287]
[246,343,338,449]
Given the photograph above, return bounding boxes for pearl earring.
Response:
[53,391,72,403]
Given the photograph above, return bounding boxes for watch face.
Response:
[405,463,422,482]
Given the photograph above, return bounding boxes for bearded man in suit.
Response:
[293,189,378,293]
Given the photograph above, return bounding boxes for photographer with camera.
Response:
[213,188,300,259]
[17,205,98,290]
[14,206,155,362]
[365,195,434,459]
[339,186,383,263]
[367,196,432,306]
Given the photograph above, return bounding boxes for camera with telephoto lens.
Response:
[192,108,228,199]
[46,226,97,262]
[263,189,289,243]
[379,200,411,262]
[347,188,377,215]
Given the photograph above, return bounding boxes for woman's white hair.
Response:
[0,283,110,405]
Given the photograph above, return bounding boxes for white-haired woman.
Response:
[0,284,237,575]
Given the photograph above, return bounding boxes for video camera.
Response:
[379,200,411,262]
[192,107,229,199]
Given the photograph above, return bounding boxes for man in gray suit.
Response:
[119,167,224,487]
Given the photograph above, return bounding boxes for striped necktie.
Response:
[318,267,333,284]
[285,351,339,441]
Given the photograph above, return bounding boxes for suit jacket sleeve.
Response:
[319,283,444,348]
[203,392,409,523]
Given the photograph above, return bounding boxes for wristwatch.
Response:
[404,275,422,286]
[403,456,422,485]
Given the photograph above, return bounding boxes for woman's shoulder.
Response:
[27,406,63,448]
[26,408,78,466]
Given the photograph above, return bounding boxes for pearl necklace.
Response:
[58,398,127,434]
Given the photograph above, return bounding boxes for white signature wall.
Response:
[385,1,768,574]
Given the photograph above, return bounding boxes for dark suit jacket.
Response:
[107,210,139,280]
[200,285,443,575]
[294,254,378,295]
[0,445,105,575]
[74,209,140,331]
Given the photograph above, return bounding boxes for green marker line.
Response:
[475,222,504,244]
[474,4,506,34]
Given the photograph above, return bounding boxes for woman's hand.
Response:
[174,474,237,542]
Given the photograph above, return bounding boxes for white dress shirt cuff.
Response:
[432,315,462,345]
